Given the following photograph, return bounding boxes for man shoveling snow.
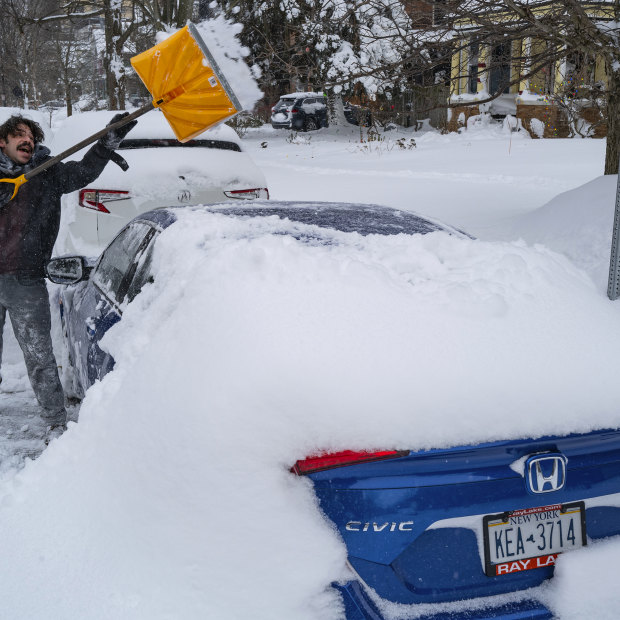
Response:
[0,113,137,439]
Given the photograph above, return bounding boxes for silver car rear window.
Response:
[118,139,241,152]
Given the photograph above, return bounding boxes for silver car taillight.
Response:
[79,189,130,213]
[224,188,270,200]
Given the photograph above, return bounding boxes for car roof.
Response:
[279,92,324,100]
[136,201,469,238]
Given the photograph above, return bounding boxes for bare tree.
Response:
[0,0,66,107]
[103,0,132,109]
[48,20,94,115]
[3,0,181,111]
[2,0,107,109]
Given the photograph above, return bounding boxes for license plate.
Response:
[483,502,586,577]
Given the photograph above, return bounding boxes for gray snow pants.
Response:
[0,304,5,379]
[0,275,66,425]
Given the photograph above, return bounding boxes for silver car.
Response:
[51,110,269,253]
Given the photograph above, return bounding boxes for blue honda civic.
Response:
[47,202,620,620]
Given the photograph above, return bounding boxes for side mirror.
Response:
[46,256,92,285]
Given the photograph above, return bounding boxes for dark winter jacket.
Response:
[0,142,114,277]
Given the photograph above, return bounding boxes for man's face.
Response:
[0,123,35,165]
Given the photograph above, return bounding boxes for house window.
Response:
[469,41,479,94]
[433,0,448,25]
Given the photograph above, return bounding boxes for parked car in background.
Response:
[46,201,620,619]
[271,92,328,131]
[343,102,372,127]
[39,99,65,110]
[271,93,371,131]
[51,110,269,252]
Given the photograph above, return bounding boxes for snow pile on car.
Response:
[1,208,620,618]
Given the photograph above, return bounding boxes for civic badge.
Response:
[525,454,567,494]
[177,189,191,203]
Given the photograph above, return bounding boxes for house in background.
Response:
[446,2,611,138]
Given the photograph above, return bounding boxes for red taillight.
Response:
[292,450,408,475]
[79,189,130,213]
[224,188,270,200]
[291,108,299,114]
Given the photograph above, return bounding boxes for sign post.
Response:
[607,165,620,299]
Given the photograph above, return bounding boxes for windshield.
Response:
[273,98,296,111]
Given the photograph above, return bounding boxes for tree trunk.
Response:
[157,0,194,29]
[104,0,126,110]
[66,90,73,117]
[605,66,620,175]
[175,0,193,28]
[326,91,348,127]
[63,71,73,117]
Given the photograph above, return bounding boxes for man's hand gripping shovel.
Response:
[0,23,243,202]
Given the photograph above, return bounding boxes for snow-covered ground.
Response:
[1,117,619,619]
[244,121,603,237]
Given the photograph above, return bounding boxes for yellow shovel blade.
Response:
[131,24,241,142]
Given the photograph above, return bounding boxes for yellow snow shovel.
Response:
[0,22,242,201]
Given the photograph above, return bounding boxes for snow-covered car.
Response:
[271,93,370,130]
[39,99,64,110]
[48,201,463,398]
[343,101,372,126]
[46,201,620,620]
[50,110,269,252]
[271,92,329,131]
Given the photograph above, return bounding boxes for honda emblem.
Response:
[525,454,567,494]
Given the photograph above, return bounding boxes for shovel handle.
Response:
[24,102,155,182]
[0,102,157,201]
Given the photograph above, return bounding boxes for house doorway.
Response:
[489,42,511,95]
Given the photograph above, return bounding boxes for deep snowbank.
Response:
[505,174,617,290]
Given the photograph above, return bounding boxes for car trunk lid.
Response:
[300,429,620,605]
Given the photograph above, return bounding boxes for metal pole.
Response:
[607,159,620,299]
